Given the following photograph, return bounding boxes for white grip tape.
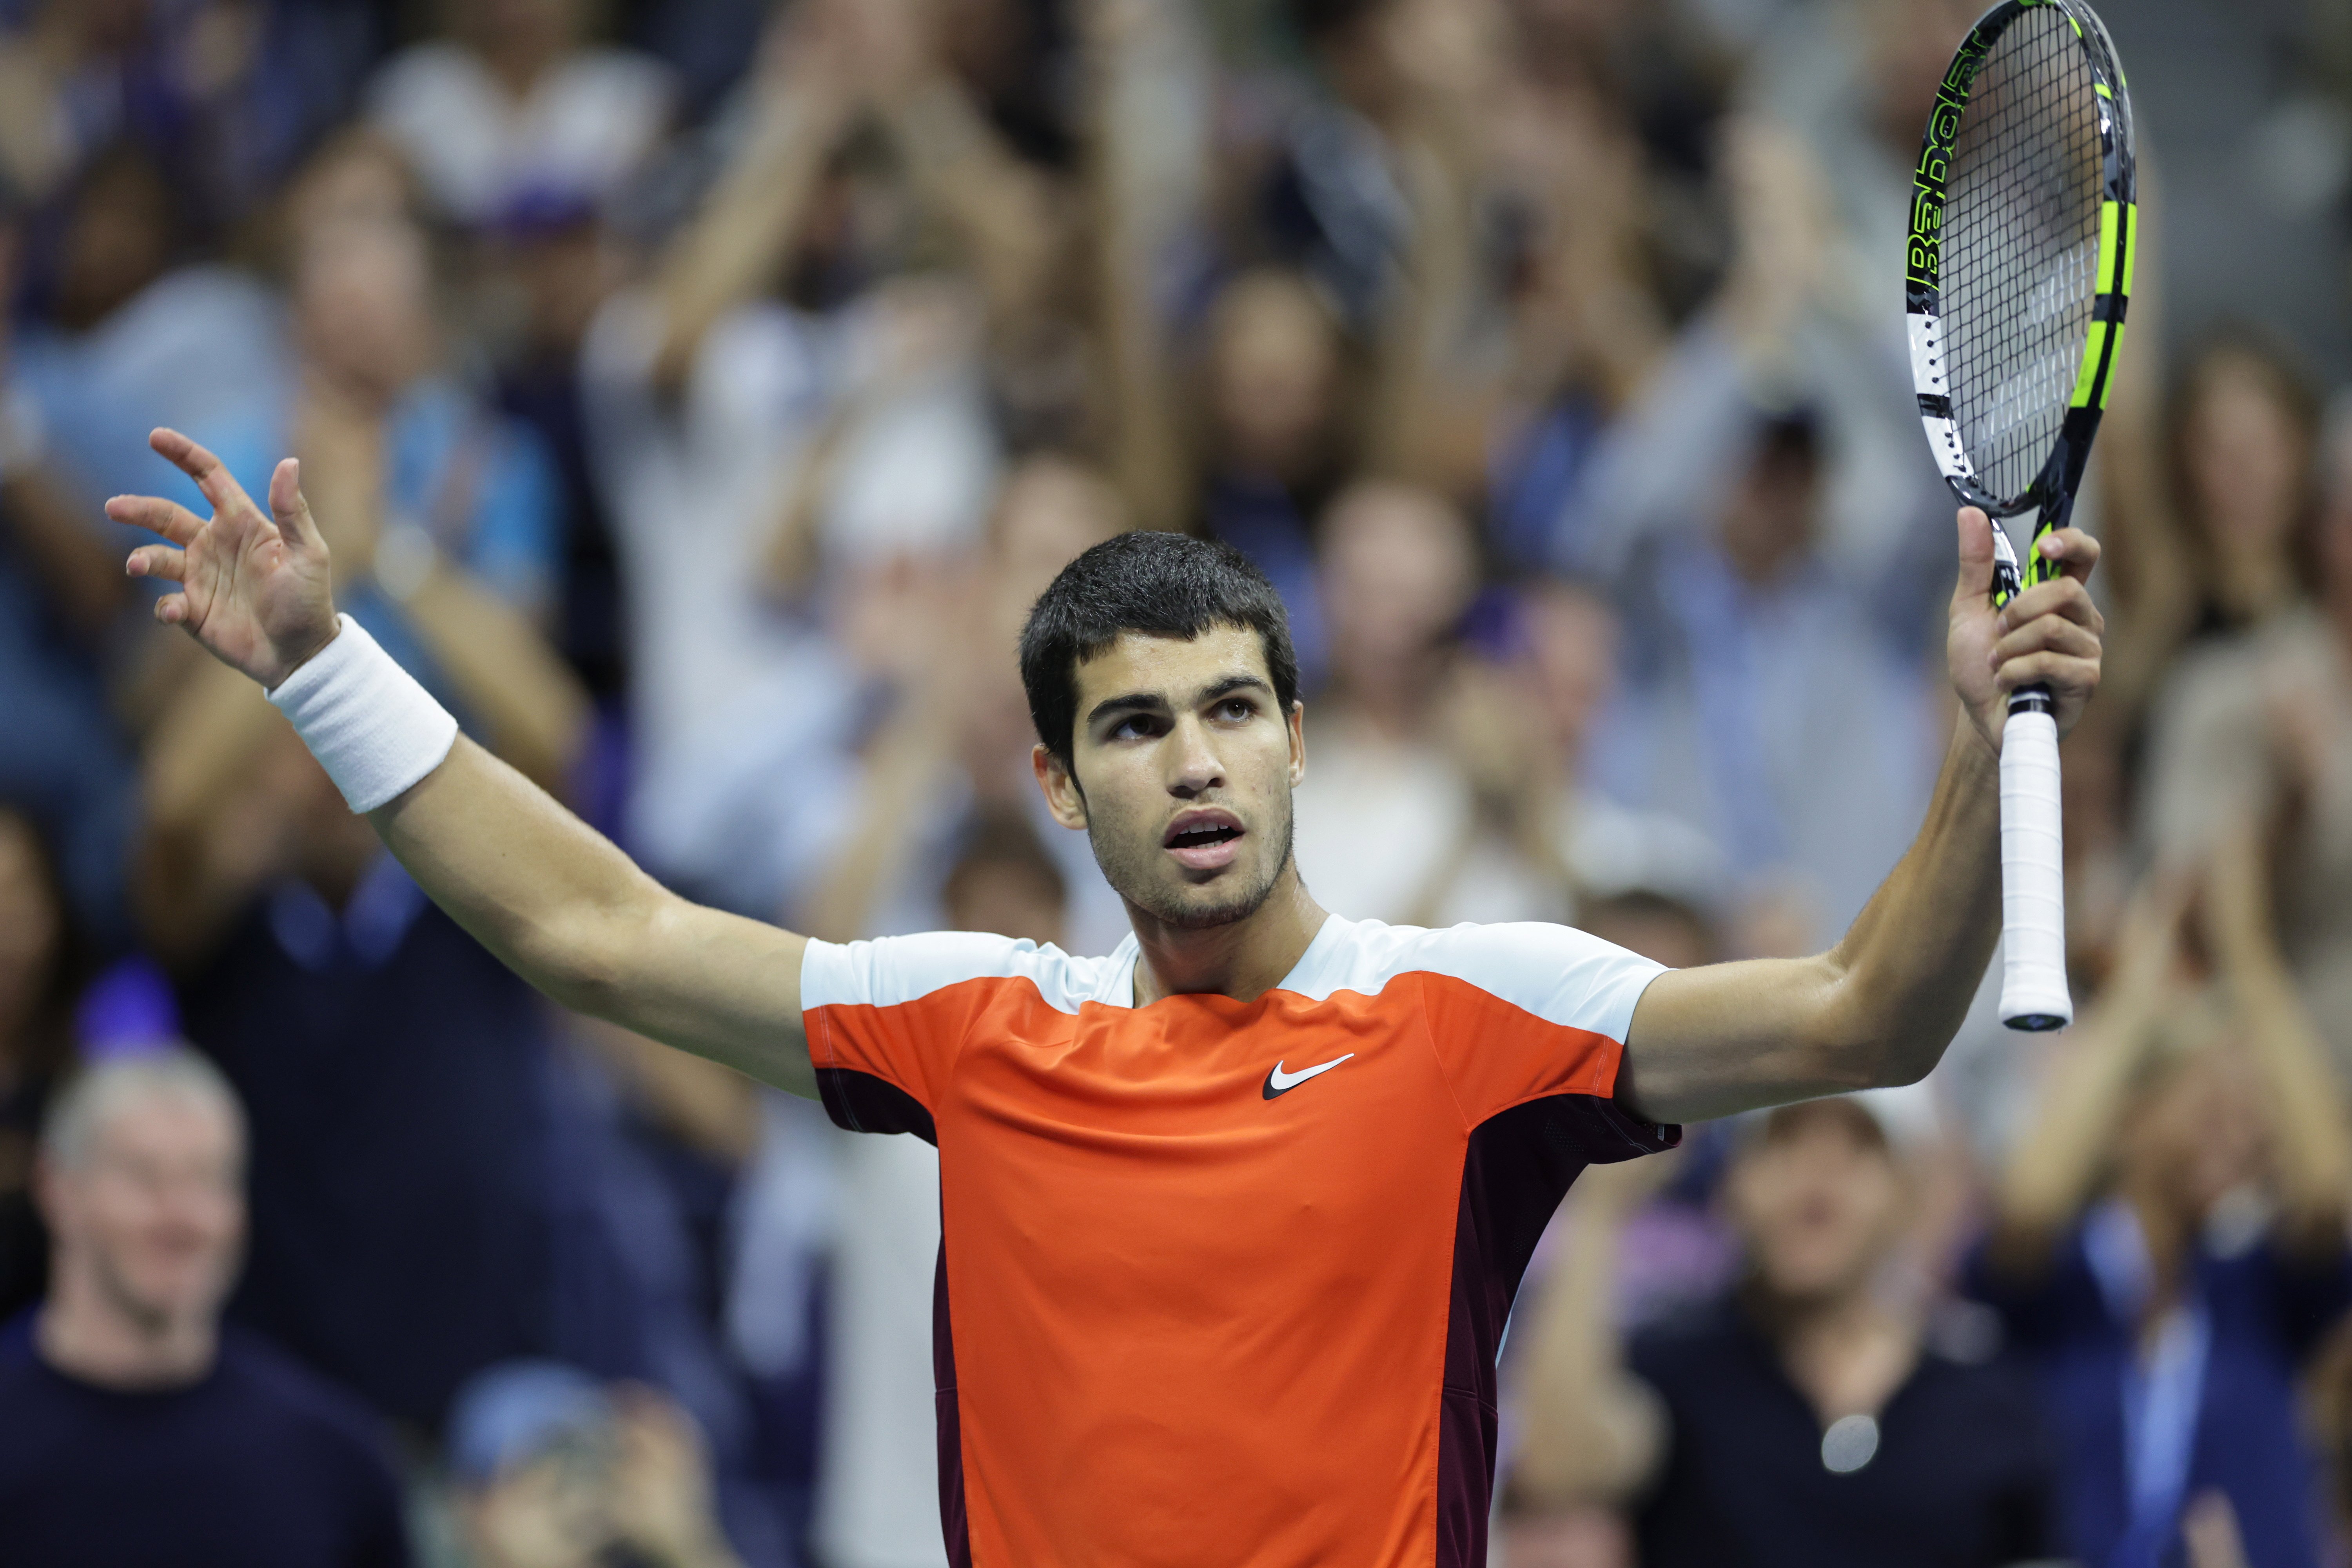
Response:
[267,614,459,813]
[1997,706,2072,1028]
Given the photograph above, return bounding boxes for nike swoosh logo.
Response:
[1263,1053,1355,1100]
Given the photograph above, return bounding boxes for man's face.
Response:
[42,1095,245,1332]
[1727,1110,1905,1305]
[1036,626,1305,931]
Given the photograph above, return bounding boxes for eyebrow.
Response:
[1085,673,1275,729]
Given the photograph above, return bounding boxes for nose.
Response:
[1166,713,1225,799]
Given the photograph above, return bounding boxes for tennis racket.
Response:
[1907,0,2135,1031]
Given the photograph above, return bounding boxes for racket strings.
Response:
[1940,7,2103,509]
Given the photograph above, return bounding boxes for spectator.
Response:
[784,464,1116,1568]
[1508,1096,2058,1568]
[2138,377,2352,1060]
[581,2,1023,915]
[1584,407,1941,947]
[1291,478,1561,924]
[0,1049,409,1567]
[367,0,675,231]
[2131,331,2325,682]
[447,1361,745,1568]
[791,454,1128,954]
[175,136,587,799]
[0,804,89,1321]
[1510,577,1725,910]
[1975,827,2352,1568]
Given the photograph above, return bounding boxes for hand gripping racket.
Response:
[1907,0,2135,1030]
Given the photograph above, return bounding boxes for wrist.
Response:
[267,615,459,813]
[271,617,344,691]
[1952,709,2001,770]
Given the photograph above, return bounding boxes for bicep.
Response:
[1617,955,1863,1124]
[618,897,816,1100]
[374,738,818,1096]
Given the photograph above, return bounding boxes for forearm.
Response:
[795,709,946,941]
[655,96,840,384]
[2233,949,2352,1235]
[371,739,811,1093]
[1989,993,2160,1263]
[1084,18,1189,535]
[120,437,806,1092]
[1815,717,2004,1082]
[882,80,1057,319]
[1622,719,2000,1123]
[1510,1198,1661,1508]
[2,467,121,635]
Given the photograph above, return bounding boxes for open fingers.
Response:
[148,427,260,519]
[105,492,207,546]
[266,457,327,554]
[125,543,187,583]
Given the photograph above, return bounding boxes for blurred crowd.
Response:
[2,0,2351,1564]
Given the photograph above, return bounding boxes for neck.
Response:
[1128,869,1327,1007]
[2121,1176,2195,1306]
[300,363,397,424]
[2218,548,2294,623]
[482,36,563,100]
[1752,1277,1916,1421]
[37,1268,216,1391]
[1334,664,1437,742]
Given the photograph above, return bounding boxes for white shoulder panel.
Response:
[1281,915,1666,1046]
[801,932,1124,1017]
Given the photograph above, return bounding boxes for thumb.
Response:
[1953,505,1995,606]
[269,458,327,555]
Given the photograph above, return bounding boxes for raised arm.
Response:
[1618,508,2103,1124]
[114,430,817,1097]
[1507,1160,1669,1513]
[650,11,857,387]
[1985,879,2186,1272]
[2204,815,2352,1253]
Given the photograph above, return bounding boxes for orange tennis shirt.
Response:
[800,913,1675,1567]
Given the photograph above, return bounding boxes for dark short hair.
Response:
[1018,532,1300,775]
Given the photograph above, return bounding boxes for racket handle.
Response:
[1997,693,2071,1031]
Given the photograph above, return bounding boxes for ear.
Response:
[1033,742,1089,830]
[1287,700,1307,789]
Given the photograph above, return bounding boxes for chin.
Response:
[129,1266,233,1323]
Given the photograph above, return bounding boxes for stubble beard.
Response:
[1090,793,1296,933]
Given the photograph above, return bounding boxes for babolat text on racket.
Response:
[1906,0,2134,1030]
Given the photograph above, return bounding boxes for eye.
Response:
[1109,713,1166,740]
[1215,697,1256,722]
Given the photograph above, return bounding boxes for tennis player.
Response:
[116,430,2101,1567]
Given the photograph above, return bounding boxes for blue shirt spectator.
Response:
[1970,1212,2352,1568]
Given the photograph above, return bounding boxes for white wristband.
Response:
[267,614,459,813]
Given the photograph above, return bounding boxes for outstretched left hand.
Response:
[1947,505,2102,750]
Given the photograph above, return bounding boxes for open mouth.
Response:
[1164,811,1245,871]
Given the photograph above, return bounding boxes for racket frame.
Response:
[1907,0,2136,600]
[1904,0,2136,1030]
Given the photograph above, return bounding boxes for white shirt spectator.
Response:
[580,285,1000,915]
[367,42,673,224]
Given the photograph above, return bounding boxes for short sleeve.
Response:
[802,932,1074,1141]
[1408,921,1669,1131]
